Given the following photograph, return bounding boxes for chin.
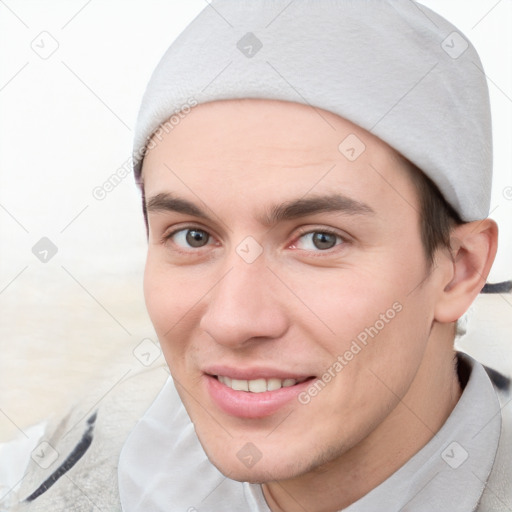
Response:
[206,450,306,484]
[197,430,340,485]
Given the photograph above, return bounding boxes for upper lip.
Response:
[203,365,314,381]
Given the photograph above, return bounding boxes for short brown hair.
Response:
[404,158,464,267]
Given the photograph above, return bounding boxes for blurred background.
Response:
[0,0,511,448]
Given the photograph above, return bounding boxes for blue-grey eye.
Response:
[296,231,342,251]
[172,228,210,248]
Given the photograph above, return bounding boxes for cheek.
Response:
[285,253,433,383]
[143,257,171,334]
[292,291,432,448]
[284,268,405,343]
[143,256,201,351]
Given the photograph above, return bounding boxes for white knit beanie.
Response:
[133,0,493,221]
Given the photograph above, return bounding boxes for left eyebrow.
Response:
[145,192,211,220]
[263,194,375,225]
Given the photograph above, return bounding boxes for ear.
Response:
[434,218,498,323]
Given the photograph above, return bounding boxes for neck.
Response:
[262,327,462,512]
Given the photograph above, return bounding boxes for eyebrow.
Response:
[265,194,375,224]
[146,193,209,219]
[145,192,375,225]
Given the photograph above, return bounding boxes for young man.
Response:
[14,1,511,510]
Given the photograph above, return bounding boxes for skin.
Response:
[140,99,498,512]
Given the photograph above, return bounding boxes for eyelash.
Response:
[161,225,347,254]
[290,227,346,252]
[161,224,216,248]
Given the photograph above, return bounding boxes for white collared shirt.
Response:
[118,353,501,511]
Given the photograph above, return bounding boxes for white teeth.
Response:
[248,378,267,393]
[267,378,282,391]
[217,376,299,393]
[231,379,249,391]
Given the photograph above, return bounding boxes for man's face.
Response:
[142,99,443,482]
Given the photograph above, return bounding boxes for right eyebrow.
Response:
[263,194,375,225]
[145,192,211,221]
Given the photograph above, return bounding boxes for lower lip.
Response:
[205,375,314,419]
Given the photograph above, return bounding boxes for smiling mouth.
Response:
[214,375,314,393]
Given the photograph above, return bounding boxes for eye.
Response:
[294,231,343,251]
[170,228,212,249]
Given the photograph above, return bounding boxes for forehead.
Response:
[141,99,419,220]
[144,98,392,166]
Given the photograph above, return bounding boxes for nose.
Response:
[199,260,289,348]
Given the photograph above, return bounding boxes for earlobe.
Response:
[434,219,498,324]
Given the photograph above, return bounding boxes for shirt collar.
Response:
[343,353,501,511]
[118,353,501,511]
